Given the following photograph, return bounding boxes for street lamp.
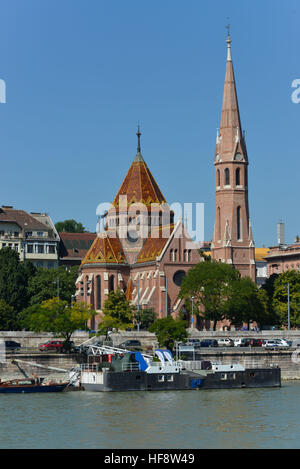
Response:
[191,296,194,329]
[135,279,141,332]
[285,283,290,331]
[53,278,60,300]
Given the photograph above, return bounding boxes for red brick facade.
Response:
[211,34,256,281]
[75,131,201,328]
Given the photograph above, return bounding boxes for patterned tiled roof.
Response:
[82,231,126,265]
[112,155,167,209]
[136,224,175,263]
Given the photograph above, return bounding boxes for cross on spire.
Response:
[136,124,141,153]
[226,21,232,61]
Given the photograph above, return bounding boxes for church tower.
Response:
[211,31,256,281]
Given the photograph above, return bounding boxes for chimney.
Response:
[277,221,285,246]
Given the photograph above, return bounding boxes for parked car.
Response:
[186,339,202,348]
[233,338,243,347]
[248,338,263,347]
[278,338,292,347]
[199,339,219,348]
[217,338,234,347]
[262,339,285,348]
[39,340,64,352]
[4,340,21,352]
[117,340,142,351]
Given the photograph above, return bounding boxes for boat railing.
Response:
[121,363,140,372]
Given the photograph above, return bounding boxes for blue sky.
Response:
[0,0,299,247]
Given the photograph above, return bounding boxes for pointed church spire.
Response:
[217,29,247,162]
[134,124,145,162]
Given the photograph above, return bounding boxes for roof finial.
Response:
[136,123,141,154]
[133,123,144,162]
[226,20,232,61]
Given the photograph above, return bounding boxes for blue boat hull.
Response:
[0,384,67,394]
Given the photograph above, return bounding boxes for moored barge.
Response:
[78,349,281,392]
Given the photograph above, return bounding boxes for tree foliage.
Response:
[0,248,35,317]
[149,316,188,351]
[0,300,17,331]
[21,298,95,341]
[134,308,157,330]
[27,265,78,306]
[179,261,240,330]
[272,270,300,328]
[55,219,86,233]
[98,288,134,333]
[224,277,267,328]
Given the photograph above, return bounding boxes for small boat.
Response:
[0,377,68,394]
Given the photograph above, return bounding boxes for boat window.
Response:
[220,373,227,380]
[158,375,164,382]
[166,375,174,382]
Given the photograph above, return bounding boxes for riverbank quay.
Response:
[0,352,83,381]
[1,348,300,381]
[0,331,89,348]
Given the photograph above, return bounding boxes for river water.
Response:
[1,381,300,449]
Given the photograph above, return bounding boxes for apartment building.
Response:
[0,206,59,268]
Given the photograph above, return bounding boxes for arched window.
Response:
[245,169,248,187]
[109,275,114,292]
[237,206,241,240]
[236,168,240,186]
[217,169,220,187]
[217,207,221,240]
[224,168,230,186]
[96,275,101,310]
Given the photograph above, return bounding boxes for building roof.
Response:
[136,224,175,264]
[112,130,167,210]
[81,231,127,265]
[255,248,270,262]
[59,232,97,261]
[0,206,51,232]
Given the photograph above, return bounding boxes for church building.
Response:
[211,32,256,281]
[75,128,201,329]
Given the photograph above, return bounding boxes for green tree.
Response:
[0,300,17,330]
[272,270,300,328]
[98,288,134,333]
[149,316,188,351]
[179,261,239,330]
[21,298,95,342]
[55,219,86,233]
[134,308,157,330]
[27,265,78,306]
[0,248,35,316]
[260,274,281,326]
[224,277,267,329]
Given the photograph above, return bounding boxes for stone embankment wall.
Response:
[0,353,83,381]
[0,331,89,348]
[2,331,300,381]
